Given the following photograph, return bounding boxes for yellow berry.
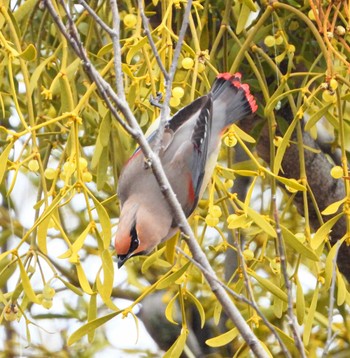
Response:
[43,285,55,299]
[205,214,219,227]
[243,249,254,261]
[197,62,205,73]
[44,168,56,180]
[224,133,237,147]
[79,157,88,170]
[288,44,296,53]
[209,205,222,218]
[308,9,317,21]
[275,35,283,45]
[172,86,185,99]
[273,136,283,147]
[264,35,275,47]
[330,166,343,179]
[224,179,234,189]
[270,258,280,274]
[322,90,336,103]
[28,159,39,172]
[63,161,75,174]
[123,14,137,28]
[169,96,181,107]
[329,78,338,91]
[182,57,194,69]
[82,171,93,182]
[335,26,346,36]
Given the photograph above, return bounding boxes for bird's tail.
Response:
[211,72,258,128]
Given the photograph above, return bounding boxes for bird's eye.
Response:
[129,223,139,253]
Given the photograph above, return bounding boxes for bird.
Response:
[115,73,258,268]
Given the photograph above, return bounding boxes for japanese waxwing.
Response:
[115,73,258,267]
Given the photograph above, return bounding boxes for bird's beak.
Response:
[117,254,129,269]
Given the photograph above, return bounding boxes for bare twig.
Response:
[138,0,168,80]
[176,246,291,357]
[322,240,341,358]
[152,0,194,155]
[77,0,114,35]
[231,239,292,358]
[44,2,269,356]
[272,195,306,358]
[109,0,126,101]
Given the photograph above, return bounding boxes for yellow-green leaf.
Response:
[68,311,120,345]
[303,283,319,346]
[245,206,277,238]
[280,226,319,261]
[232,124,256,143]
[321,198,346,216]
[101,249,114,299]
[76,263,94,295]
[13,0,37,22]
[236,3,251,35]
[213,301,222,325]
[19,43,36,61]
[243,0,257,12]
[29,54,55,96]
[18,258,40,304]
[56,277,83,296]
[324,236,346,290]
[337,271,347,306]
[0,250,11,264]
[0,141,14,183]
[142,247,166,273]
[37,214,51,255]
[97,42,113,57]
[163,328,188,358]
[276,176,306,191]
[186,291,206,328]
[91,196,111,249]
[165,292,179,325]
[273,116,298,175]
[304,103,332,131]
[88,294,97,343]
[59,223,92,259]
[234,170,259,177]
[248,269,288,301]
[296,276,305,325]
[311,213,343,250]
[156,262,190,290]
[126,36,149,64]
[206,327,239,347]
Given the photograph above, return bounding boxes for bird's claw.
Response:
[149,92,163,108]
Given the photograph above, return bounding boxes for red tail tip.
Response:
[217,72,258,113]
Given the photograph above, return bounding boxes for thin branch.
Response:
[44,2,269,356]
[77,0,114,35]
[109,0,126,101]
[138,0,169,80]
[322,240,341,358]
[231,239,292,358]
[152,0,194,155]
[176,246,291,357]
[272,195,306,358]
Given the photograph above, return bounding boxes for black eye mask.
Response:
[117,222,140,268]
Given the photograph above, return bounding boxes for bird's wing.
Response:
[164,95,213,216]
